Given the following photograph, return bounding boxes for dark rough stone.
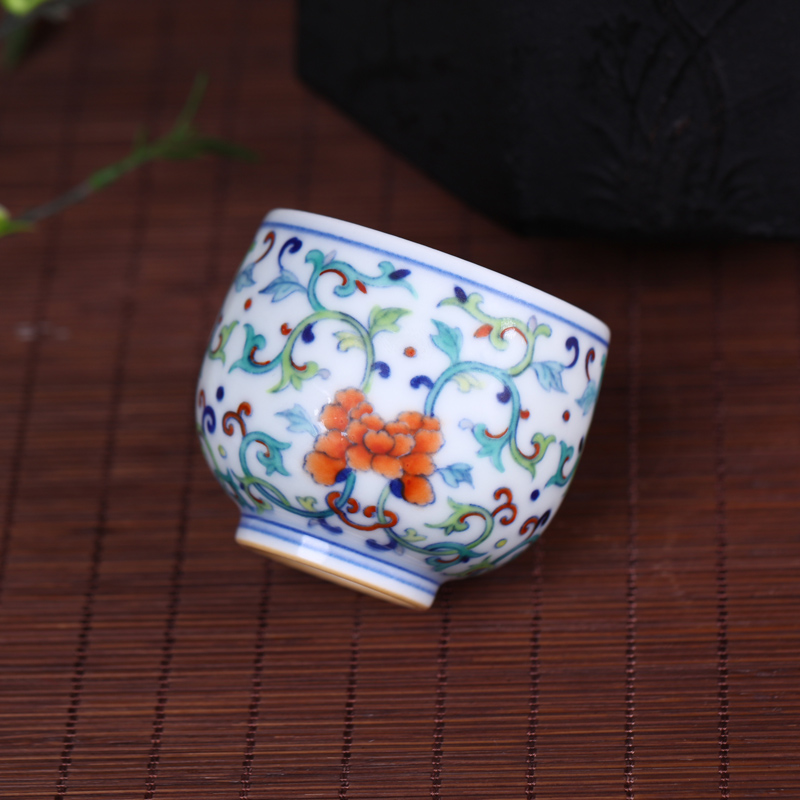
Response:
[297,0,800,241]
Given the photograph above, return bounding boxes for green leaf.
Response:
[529,432,555,464]
[473,423,507,472]
[427,499,474,536]
[247,431,291,477]
[0,205,33,238]
[260,269,306,302]
[513,432,556,478]
[545,441,577,487]
[2,0,49,14]
[395,528,427,550]
[368,305,410,337]
[437,463,473,489]
[439,290,552,375]
[229,323,272,375]
[452,371,483,393]
[306,252,416,306]
[275,359,320,392]
[208,320,238,364]
[532,361,566,392]
[334,329,365,352]
[297,496,318,512]
[430,319,462,365]
[576,380,598,415]
[426,497,492,538]
[277,404,319,437]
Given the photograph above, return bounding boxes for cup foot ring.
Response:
[235,517,439,610]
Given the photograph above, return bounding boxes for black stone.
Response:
[298,0,800,240]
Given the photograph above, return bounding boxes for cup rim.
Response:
[263,208,610,345]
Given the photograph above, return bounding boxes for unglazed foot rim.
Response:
[235,515,440,610]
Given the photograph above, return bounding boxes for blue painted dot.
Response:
[216,386,224,401]
[335,467,352,483]
[410,375,434,389]
[454,285,467,303]
[530,489,540,501]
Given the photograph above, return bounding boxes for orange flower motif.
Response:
[303,388,444,505]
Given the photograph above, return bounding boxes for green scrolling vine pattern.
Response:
[197,228,604,576]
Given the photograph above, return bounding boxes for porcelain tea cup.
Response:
[196,209,609,609]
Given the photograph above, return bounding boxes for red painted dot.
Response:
[520,409,530,419]
[404,346,417,357]
[563,410,570,421]
[244,298,252,310]
[280,323,292,336]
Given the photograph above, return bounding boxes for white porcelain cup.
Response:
[196,209,610,609]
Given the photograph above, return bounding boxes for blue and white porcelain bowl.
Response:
[196,209,610,609]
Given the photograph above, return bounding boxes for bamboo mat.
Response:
[1,1,799,798]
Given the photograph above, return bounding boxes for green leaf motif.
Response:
[426,498,488,536]
[430,319,463,365]
[441,290,550,348]
[297,496,318,512]
[229,323,272,374]
[398,527,427,544]
[473,423,508,472]
[532,361,566,392]
[334,329,365,352]
[576,380,598,415]
[530,432,556,464]
[391,527,428,553]
[279,360,320,393]
[545,441,577,487]
[241,431,291,477]
[208,320,238,364]
[276,404,319,437]
[514,432,557,478]
[0,205,32,238]
[2,0,50,15]
[234,260,257,291]
[452,371,483,393]
[437,463,474,489]
[368,305,410,338]
[260,268,306,302]
[305,251,417,306]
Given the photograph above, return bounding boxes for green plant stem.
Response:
[0,73,257,238]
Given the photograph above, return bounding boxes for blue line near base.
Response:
[262,220,610,347]
[238,514,440,596]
